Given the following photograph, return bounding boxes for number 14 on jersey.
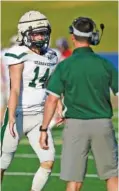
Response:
[29,66,50,88]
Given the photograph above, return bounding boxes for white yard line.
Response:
[14,154,93,160]
[20,130,118,146]
[5,172,98,178]
[20,139,62,145]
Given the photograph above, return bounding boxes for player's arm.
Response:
[8,63,23,136]
[40,64,64,149]
[49,54,64,125]
[0,60,7,125]
[42,94,60,130]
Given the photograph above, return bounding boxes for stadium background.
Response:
[1,1,118,191]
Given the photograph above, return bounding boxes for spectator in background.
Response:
[56,37,72,61]
[9,34,19,48]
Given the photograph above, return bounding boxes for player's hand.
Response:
[9,118,16,137]
[39,132,49,150]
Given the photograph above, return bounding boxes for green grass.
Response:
[1,110,118,191]
[2,176,106,191]
[1,1,118,52]
[1,2,118,190]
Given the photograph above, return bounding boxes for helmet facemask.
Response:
[22,26,51,50]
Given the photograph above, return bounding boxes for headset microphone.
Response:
[99,23,105,43]
[100,23,105,31]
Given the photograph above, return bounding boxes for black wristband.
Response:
[39,125,47,132]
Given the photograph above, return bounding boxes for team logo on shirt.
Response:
[34,61,56,66]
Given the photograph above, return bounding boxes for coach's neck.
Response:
[74,41,90,48]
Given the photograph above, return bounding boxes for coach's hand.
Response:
[9,118,16,137]
[40,132,49,150]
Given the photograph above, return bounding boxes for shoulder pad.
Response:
[45,48,57,60]
[4,45,29,66]
[5,45,29,57]
[47,48,57,56]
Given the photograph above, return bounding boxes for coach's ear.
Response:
[71,34,76,44]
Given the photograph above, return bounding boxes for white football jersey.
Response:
[1,47,14,100]
[4,45,58,114]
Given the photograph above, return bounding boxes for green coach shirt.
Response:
[47,47,118,119]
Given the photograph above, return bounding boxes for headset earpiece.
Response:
[90,30,100,45]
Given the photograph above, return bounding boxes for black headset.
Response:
[69,17,105,46]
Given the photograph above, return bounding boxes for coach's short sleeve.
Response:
[46,64,64,97]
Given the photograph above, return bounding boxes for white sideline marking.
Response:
[14,154,93,160]
[19,130,118,146]
[20,139,62,145]
[5,172,98,178]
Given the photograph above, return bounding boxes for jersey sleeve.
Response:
[4,46,28,66]
[46,64,64,97]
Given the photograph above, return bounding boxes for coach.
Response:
[40,17,118,191]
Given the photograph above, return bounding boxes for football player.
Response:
[0,10,58,191]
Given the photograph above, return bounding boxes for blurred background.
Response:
[1,1,118,191]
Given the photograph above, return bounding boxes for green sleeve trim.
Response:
[0,108,9,144]
[46,90,60,98]
[5,52,27,59]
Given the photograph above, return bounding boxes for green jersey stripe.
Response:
[5,52,27,59]
[0,108,9,144]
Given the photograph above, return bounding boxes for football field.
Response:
[2,109,118,191]
[1,1,118,190]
